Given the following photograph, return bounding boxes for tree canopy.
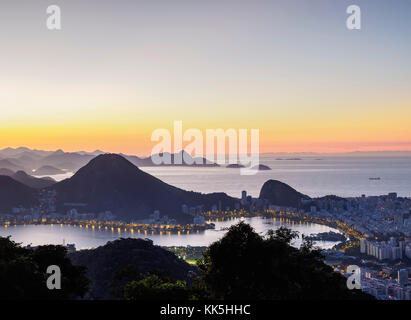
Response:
[0,236,89,300]
[0,223,373,300]
[195,222,372,300]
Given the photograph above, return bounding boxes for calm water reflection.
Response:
[0,217,340,250]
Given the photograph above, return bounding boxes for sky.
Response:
[0,0,410,155]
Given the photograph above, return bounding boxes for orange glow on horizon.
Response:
[1,101,411,155]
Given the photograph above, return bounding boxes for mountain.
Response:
[0,176,37,212]
[251,164,271,171]
[51,154,235,222]
[0,168,15,176]
[77,150,105,156]
[11,171,56,189]
[17,150,44,161]
[69,238,196,299]
[34,165,65,176]
[259,180,310,208]
[0,147,52,159]
[0,148,220,173]
[124,150,219,167]
[226,164,245,168]
[0,147,31,157]
[39,151,95,171]
[12,154,38,169]
[0,169,56,189]
[0,159,24,172]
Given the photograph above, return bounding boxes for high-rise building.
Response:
[360,238,367,253]
[388,192,397,200]
[241,190,247,205]
[391,247,402,260]
[193,215,205,225]
[378,246,391,260]
[398,269,408,286]
[406,244,411,259]
[241,190,247,201]
[399,240,406,251]
[394,214,404,227]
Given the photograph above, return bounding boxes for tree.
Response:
[0,236,89,300]
[123,273,189,300]
[195,222,373,300]
[110,265,143,298]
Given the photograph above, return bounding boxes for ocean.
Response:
[41,156,411,199]
[0,217,339,250]
[7,155,409,248]
[140,156,411,198]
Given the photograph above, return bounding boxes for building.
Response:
[360,238,367,253]
[150,210,160,221]
[388,192,397,200]
[378,246,391,260]
[398,269,408,286]
[406,244,411,259]
[193,216,205,225]
[241,191,247,205]
[241,190,247,200]
[391,247,402,260]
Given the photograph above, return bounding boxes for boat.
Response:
[369,177,381,180]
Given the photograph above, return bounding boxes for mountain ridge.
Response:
[50,154,235,222]
[0,176,37,213]
[259,179,310,208]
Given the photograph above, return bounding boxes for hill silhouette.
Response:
[0,159,23,172]
[40,151,94,171]
[0,176,37,212]
[69,238,196,299]
[0,168,14,176]
[124,150,218,167]
[259,180,310,208]
[0,147,220,173]
[251,164,271,171]
[51,154,235,222]
[11,171,56,189]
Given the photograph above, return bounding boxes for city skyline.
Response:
[1,0,410,304]
[1,0,411,154]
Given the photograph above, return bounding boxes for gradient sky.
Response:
[1,0,410,155]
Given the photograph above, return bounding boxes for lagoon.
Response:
[0,217,341,250]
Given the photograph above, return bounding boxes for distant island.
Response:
[276,158,302,161]
[226,163,271,171]
[226,164,245,168]
[251,164,271,171]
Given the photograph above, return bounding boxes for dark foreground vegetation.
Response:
[68,237,196,299]
[0,237,89,299]
[0,222,372,300]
